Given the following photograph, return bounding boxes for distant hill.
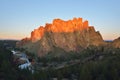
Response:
[104,40,113,42]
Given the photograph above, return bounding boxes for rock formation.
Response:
[17,18,104,56]
[112,37,120,48]
[31,26,45,42]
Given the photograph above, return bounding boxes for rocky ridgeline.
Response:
[31,18,89,42]
[17,18,105,56]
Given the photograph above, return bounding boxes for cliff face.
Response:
[30,18,89,42]
[31,26,45,42]
[112,37,120,48]
[17,18,104,56]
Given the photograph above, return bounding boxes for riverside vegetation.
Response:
[1,40,120,80]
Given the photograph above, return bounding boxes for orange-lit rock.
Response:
[17,17,104,57]
[29,18,90,42]
[83,20,88,28]
[42,18,88,33]
[31,26,44,42]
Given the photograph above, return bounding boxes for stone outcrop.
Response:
[31,26,44,42]
[112,37,120,48]
[17,18,104,56]
[16,37,31,47]
[30,18,90,42]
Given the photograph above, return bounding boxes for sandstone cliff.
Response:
[17,18,104,56]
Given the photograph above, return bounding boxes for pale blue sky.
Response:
[0,0,120,40]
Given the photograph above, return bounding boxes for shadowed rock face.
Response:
[112,37,120,48]
[17,18,104,56]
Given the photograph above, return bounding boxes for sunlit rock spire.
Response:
[30,17,89,42]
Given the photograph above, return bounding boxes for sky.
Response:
[0,0,120,40]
